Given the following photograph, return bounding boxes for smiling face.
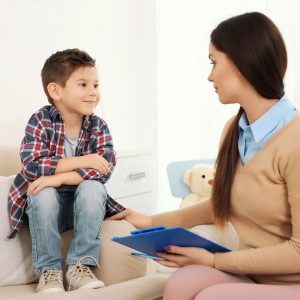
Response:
[207,43,249,105]
[52,66,100,117]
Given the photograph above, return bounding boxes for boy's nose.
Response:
[89,89,98,96]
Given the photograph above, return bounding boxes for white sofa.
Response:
[0,146,166,300]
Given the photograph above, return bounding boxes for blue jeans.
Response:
[25,180,107,276]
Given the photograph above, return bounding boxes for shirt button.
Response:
[60,136,64,142]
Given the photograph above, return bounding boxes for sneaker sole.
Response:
[38,287,65,293]
[77,281,105,290]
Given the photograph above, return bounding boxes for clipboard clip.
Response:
[131,226,166,235]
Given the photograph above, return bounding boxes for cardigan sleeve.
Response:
[214,239,300,275]
[152,199,214,228]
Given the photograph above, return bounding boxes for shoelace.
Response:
[68,256,101,291]
[38,269,63,288]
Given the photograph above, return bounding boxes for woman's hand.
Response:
[107,208,152,229]
[155,245,215,268]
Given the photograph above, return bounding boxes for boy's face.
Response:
[55,66,100,117]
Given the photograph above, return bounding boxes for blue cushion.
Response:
[167,159,215,198]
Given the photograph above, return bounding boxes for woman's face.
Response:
[208,43,247,104]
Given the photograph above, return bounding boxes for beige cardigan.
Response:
[152,115,300,285]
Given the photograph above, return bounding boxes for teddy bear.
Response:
[180,163,214,208]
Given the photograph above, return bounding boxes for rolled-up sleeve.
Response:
[76,119,116,184]
[20,113,59,181]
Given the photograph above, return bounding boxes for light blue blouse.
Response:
[238,94,297,164]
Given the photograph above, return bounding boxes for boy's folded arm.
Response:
[57,171,84,185]
[56,149,116,184]
[22,149,115,183]
[74,134,117,183]
[55,156,87,174]
[55,152,114,173]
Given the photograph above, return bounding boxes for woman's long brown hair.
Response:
[211,107,244,226]
[210,12,287,226]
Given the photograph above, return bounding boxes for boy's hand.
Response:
[107,208,153,229]
[27,175,63,196]
[81,154,110,175]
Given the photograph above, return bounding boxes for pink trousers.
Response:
[163,265,300,300]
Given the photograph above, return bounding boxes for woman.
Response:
[109,12,300,299]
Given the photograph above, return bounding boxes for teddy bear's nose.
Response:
[208,179,214,185]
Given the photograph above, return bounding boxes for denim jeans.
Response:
[25,180,107,276]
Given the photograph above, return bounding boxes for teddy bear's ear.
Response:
[183,169,193,186]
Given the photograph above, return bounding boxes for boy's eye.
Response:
[80,83,87,87]
[94,84,99,88]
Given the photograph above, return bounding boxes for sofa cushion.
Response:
[0,176,37,286]
[0,275,166,300]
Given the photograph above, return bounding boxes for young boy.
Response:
[8,49,125,293]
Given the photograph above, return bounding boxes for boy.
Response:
[8,49,125,293]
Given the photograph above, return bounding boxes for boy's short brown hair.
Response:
[41,48,96,104]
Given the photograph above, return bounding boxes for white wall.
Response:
[264,0,300,104]
[156,0,300,211]
[1,0,300,213]
[0,0,157,154]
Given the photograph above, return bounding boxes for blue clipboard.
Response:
[112,226,230,259]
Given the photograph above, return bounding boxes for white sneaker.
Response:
[36,269,65,293]
[66,256,105,291]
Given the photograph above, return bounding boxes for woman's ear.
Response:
[47,83,61,102]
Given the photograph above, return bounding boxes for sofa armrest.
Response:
[0,146,21,176]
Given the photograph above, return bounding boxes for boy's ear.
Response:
[47,83,62,101]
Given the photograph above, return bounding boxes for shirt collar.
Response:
[48,105,92,130]
[239,94,295,143]
[49,105,61,120]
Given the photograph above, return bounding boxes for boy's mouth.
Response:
[83,101,97,104]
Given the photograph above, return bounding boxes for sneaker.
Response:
[36,269,65,293]
[66,256,105,291]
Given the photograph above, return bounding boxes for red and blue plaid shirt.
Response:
[8,105,125,238]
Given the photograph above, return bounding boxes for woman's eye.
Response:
[94,84,99,88]
[80,83,87,87]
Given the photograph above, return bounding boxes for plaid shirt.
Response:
[8,105,125,238]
